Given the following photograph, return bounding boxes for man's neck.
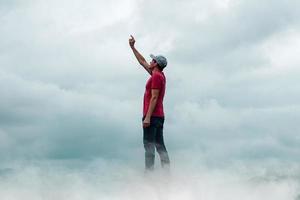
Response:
[152,68,162,73]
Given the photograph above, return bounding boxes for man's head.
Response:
[150,54,167,71]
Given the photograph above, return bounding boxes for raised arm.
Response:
[129,35,152,75]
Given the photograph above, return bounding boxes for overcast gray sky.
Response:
[1,0,300,167]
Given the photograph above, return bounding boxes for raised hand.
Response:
[129,35,135,48]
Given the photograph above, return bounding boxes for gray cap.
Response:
[150,54,167,69]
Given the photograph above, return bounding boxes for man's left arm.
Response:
[143,89,159,127]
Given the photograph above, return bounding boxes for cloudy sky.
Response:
[1,0,300,163]
[1,0,300,164]
[1,1,300,198]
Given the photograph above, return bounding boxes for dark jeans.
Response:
[143,116,170,170]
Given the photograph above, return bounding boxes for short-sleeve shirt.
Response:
[143,71,166,117]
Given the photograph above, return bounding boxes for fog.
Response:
[0,158,299,200]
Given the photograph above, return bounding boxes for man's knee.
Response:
[144,141,155,153]
[156,143,167,152]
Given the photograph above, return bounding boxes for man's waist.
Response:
[142,115,165,120]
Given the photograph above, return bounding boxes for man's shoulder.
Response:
[152,71,165,78]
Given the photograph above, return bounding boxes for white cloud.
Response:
[0,160,298,200]
[262,28,300,73]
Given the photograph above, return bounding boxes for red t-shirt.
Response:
[143,71,166,117]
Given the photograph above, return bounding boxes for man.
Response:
[129,35,170,171]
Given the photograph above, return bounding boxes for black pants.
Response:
[143,116,170,170]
